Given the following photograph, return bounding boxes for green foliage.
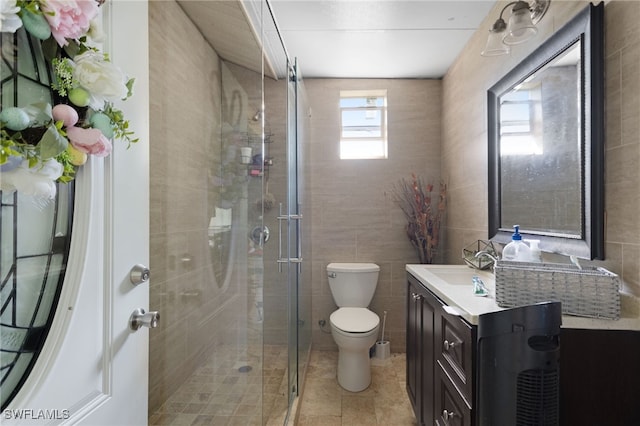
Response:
[102,103,139,147]
[0,128,39,166]
[51,58,75,96]
[37,123,68,159]
[54,150,76,183]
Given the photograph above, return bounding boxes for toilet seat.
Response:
[330,307,379,333]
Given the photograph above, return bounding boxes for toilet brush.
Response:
[379,310,387,344]
[375,311,390,360]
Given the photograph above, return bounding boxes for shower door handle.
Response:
[296,203,303,274]
[276,203,304,272]
[277,203,286,272]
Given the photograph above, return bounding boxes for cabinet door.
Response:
[407,277,437,426]
[436,305,475,403]
[560,328,640,425]
[435,362,472,426]
[406,278,421,418]
[419,289,438,425]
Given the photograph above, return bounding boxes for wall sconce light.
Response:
[481,0,551,57]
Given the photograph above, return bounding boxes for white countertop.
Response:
[406,264,640,330]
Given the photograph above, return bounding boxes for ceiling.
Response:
[179,0,497,80]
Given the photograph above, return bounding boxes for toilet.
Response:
[327,262,380,392]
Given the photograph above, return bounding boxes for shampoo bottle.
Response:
[502,225,531,261]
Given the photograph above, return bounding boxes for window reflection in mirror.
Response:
[500,42,582,236]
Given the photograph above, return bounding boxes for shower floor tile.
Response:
[149,343,288,426]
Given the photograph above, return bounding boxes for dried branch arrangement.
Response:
[390,175,447,264]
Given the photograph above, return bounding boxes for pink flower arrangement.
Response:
[0,0,137,200]
[66,126,112,157]
[41,0,100,47]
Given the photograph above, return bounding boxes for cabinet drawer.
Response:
[436,306,474,401]
[435,362,472,426]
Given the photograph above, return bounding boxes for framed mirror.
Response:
[488,3,604,260]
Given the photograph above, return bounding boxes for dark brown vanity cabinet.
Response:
[407,270,640,426]
[407,273,475,426]
[406,275,436,425]
[435,303,475,426]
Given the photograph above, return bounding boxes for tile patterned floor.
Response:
[149,347,416,425]
[149,344,289,426]
[297,351,417,426]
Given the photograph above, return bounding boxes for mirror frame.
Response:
[488,3,604,260]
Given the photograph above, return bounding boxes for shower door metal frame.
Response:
[286,61,302,408]
[275,60,303,422]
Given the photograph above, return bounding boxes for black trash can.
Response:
[477,301,562,426]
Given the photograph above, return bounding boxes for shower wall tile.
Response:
[149,0,249,416]
[306,78,442,352]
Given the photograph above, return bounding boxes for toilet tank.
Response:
[327,263,380,307]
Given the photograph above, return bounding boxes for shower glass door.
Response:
[148,1,309,424]
[148,1,266,425]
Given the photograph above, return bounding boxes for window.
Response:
[339,90,387,159]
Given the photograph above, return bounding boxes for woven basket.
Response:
[494,261,621,320]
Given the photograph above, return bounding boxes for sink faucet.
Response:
[475,250,499,263]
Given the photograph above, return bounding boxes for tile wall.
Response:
[305,79,442,352]
[149,0,219,412]
[149,1,255,414]
[306,0,640,355]
[442,0,640,298]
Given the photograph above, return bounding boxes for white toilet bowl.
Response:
[330,307,380,392]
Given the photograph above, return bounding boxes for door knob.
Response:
[129,308,160,331]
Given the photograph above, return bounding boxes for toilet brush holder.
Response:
[375,340,391,360]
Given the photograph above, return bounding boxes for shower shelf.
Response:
[249,158,272,178]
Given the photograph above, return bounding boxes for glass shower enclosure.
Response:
[148,1,310,424]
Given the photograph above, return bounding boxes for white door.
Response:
[5,1,150,425]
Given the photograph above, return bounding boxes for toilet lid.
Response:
[330,308,379,333]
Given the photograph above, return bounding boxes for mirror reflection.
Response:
[500,42,582,236]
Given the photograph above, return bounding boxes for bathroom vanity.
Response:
[406,264,640,426]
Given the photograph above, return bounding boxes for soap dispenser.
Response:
[502,225,531,261]
[525,239,542,263]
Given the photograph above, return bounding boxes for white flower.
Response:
[87,17,105,43]
[73,51,128,109]
[0,158,63,199]
[0,0,23,33]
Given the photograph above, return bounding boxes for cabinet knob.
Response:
[443,409,456,421]
[412,293,422,301]
[444,340,456,351]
